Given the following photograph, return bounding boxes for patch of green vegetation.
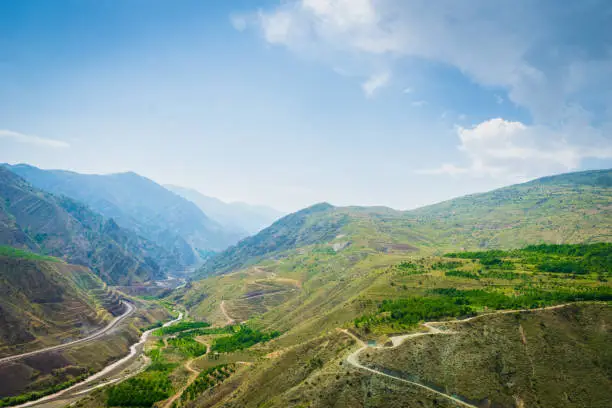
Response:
[0,373,90,407]
[355,286,612,331]
[537,260,587,274]
[211,326,281,353]
[431,261,463,270]
[0,245,60,262]
[355,296,474,329]
[447,243,612,276]
[167,337,208,357]
[152,321,210,336]
[181,364,236,403]
[445,270,480,279]
[479,270,521,280]
[174,326,234,340]
[396,261,427,275]
[106,360,175,407]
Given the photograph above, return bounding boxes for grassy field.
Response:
[0,245,60,262]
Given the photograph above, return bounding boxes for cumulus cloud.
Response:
[361,72,390,97]
[420,118,612,181]
[0,130,70,148]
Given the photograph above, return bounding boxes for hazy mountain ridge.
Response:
[165,184,284,236]
[196,202,348,276]
[196,169,612,277]
[7,164,243,266]
[0,166,164,284]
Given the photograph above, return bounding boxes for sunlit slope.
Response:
[197,169,612,280]
[208,304,611,408]
[406,168,612,251]
[178,245,611,408]
[0,247,124,357]
[184,169,612,347]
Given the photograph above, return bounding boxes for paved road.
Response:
[0,301,135,365]
[343,303,577,408]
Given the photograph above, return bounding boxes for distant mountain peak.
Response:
[164,184,284,236]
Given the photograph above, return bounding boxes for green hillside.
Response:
[172,242,611,408]
[0,167,164,285]
[197,169,612,279]
[197,203,350,276]
[164,170,612,407]
[405,168,612,250]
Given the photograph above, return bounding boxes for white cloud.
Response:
[235,0,612,177]
[0,130,70,148]
[361,72,390,97]
[402,87,413,94]
[236,1,611,122]
[411,100,427,107]
[420,118,612,181]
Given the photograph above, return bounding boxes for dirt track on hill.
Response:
[0,301,135,366]
[220,300,236,325]
[342,303,576,408]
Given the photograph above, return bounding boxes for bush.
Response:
[211,326,281,353]
[106,361,176,407]
[538,260,587,274]
[152,321,210,336]
[445,270,480,279]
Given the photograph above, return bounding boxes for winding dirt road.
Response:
[162,358,200,408]
[220,300,236,325]
[343,303,576,408]
[0,301,135,365]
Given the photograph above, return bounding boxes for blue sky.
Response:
[1,0,611,212]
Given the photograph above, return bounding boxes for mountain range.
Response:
[165,184,284,236]
[0,167,164,284]
[1,166,611,408]
[5,164,247,266]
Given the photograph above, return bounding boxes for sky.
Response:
[1,0,611,212]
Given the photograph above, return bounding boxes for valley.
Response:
[0,167,610,408]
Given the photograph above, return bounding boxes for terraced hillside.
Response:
[0,167,164,285]
[175,243,611,408]
[0,247,126,358]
